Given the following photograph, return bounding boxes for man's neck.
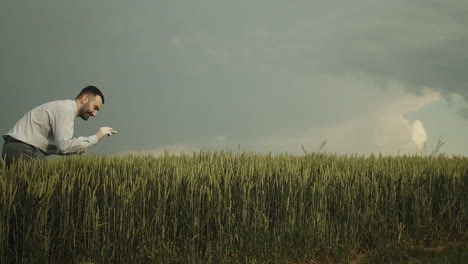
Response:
[74,99,81,118]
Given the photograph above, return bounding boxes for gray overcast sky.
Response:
[1,0,468,156]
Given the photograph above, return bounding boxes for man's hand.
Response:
[96,127,114,141]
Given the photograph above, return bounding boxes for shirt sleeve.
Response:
[50,105,99,154]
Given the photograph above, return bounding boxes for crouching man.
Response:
[2,85,114,166]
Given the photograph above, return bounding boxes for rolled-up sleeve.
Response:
[55,135,99,154]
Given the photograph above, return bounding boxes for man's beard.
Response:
[79,104,91,120]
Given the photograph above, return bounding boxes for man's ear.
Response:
[82,94,89,104]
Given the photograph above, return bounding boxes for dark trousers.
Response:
[1,137,45,167]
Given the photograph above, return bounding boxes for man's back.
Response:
[3,100,77,154]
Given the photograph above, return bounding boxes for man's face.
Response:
[79,95,103,121]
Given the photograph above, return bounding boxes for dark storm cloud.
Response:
[331,0,468,104]
[245,0,468,116]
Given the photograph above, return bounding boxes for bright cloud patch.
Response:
[411,120,427,150]
[227,82,441,156]
[119,78,441,156]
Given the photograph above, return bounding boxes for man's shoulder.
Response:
[34,99,75,115]
[55,99,75,108]
[39,99,74,108]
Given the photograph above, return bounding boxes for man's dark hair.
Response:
[76,85,105,104]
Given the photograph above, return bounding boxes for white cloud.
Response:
[117,73,441,157]
[117,93,439,157]
[218,82,441,156]
[411,120,427,150]
[324,88,438,155]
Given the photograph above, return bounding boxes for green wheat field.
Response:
[1,151,467,263]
